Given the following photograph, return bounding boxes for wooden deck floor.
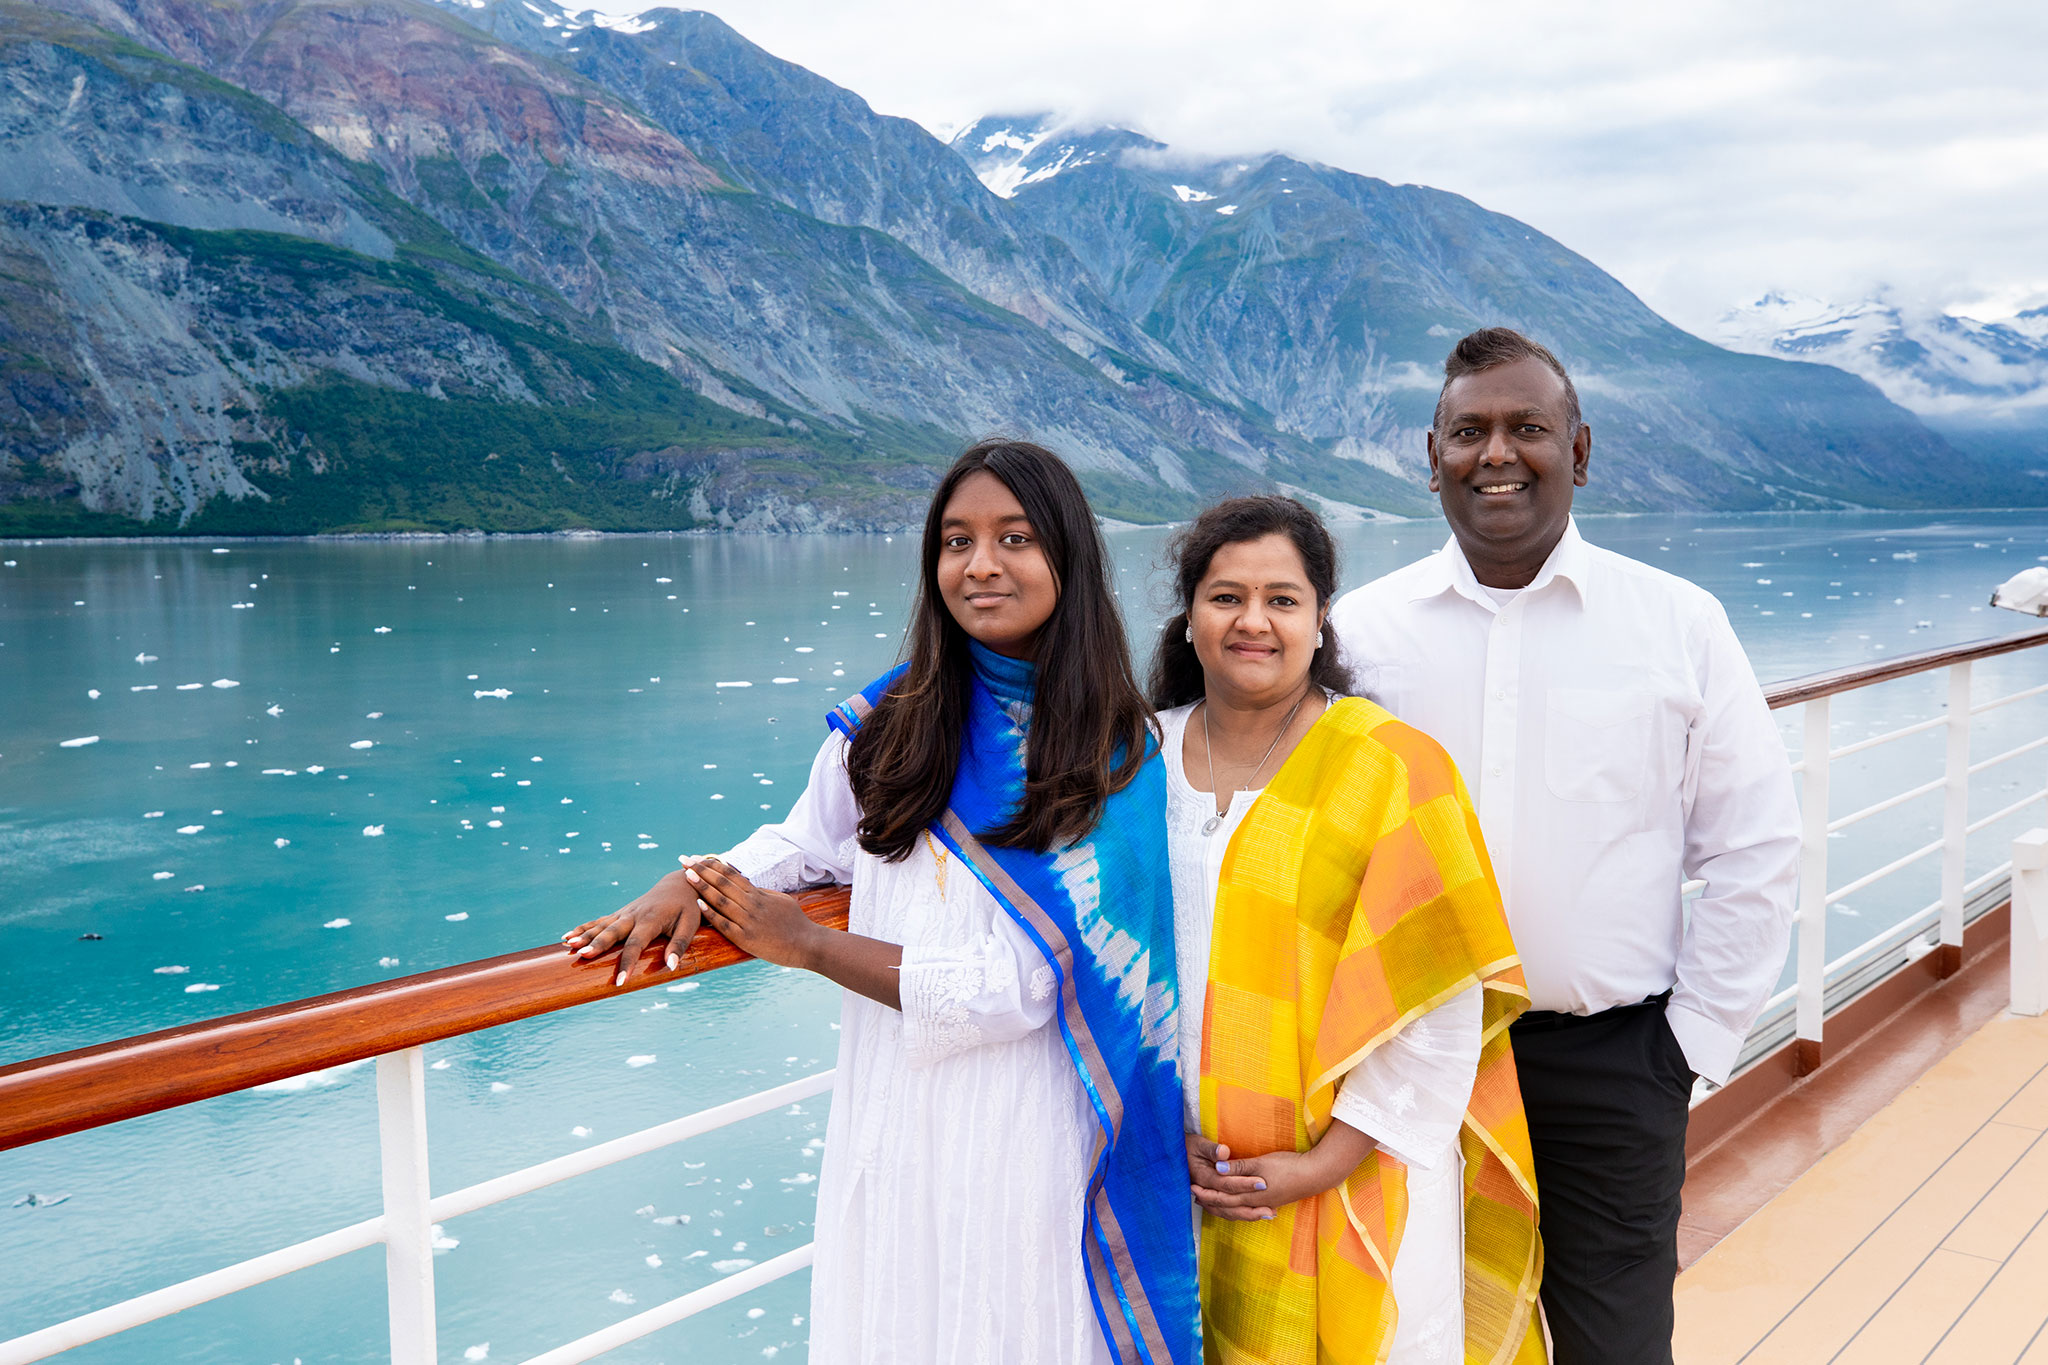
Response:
[1673,1008,2048,1364]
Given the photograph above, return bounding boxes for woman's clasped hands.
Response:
[1185,1125,1376,1222]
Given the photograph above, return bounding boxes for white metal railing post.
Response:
[377,1047,437,1365]
[1795,697,1832,1072]
[2013,830,2048,1016]
[1938,662,1973,974]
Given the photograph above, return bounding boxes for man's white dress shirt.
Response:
[1328,518,1800,1084]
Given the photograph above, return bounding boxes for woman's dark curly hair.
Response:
[1147,495,1355,709]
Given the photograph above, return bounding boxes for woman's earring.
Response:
[1184,623,1193,643]
[1315,630,1325,648]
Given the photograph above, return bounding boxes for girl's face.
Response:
[1189,533,1324,706]
[935,470,1059,659]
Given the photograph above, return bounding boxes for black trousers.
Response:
[1509,994,1693,1365]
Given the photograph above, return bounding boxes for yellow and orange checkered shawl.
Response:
[1198,697,1544,1365]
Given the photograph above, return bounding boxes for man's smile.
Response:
[1475,481,1530,496]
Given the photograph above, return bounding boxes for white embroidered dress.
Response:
[1159,702,1481,1364]
[722,730,1115,1365]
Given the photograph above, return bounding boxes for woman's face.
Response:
[1189,533,1323,706]
[934,470,1059,659]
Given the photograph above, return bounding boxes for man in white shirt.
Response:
[1329,328,1800,1364]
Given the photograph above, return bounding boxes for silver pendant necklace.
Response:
[1200,689,1307,835]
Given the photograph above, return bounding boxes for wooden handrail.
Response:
[1764,626,2048,709]
[0,888,850,1153]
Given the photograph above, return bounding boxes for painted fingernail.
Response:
[1262,1212,1275,1221]
[614,971,626,986]
[1254,1181,1267,1191]
[1215,1162,1229,1174]
[666,953,680,970]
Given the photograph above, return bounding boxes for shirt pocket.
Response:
[1544,687,1651,804]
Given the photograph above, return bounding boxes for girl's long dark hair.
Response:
[1147,495,1356,709]
[846,440,1153,858]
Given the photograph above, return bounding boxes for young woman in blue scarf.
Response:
[564,441,1198,1365]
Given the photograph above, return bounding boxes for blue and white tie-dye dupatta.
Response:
[827,643,1199,1365]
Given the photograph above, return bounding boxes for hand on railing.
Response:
[562,866,709,985]
[682,858,824,969]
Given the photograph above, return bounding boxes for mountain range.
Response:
[1715,293,2048,473]
[0,0,2023,536]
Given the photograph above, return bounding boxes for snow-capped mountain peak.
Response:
[1714,293,2048,421]
[949,114,1163,198]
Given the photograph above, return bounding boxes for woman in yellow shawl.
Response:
[1148,496,1543,1365]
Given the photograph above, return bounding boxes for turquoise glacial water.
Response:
[2,510,2046,1362]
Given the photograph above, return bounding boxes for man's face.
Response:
[1427,356,1591,584]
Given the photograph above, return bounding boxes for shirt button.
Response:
[1494,689,1506,700]
[1490,765,1502,776]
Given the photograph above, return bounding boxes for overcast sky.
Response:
[583,0,2047,335]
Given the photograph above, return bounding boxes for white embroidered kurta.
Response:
[1159,703,1481,1364]
[722,731,1114,1365]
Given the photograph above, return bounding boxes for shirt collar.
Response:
[1410,516,1592,609]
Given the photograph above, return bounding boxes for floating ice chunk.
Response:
[445,912,469,921]
[638,842,658,850]
[747,1307,764,1319]
[626,1055,656,1068]
[432,1225,460,1251]
[709,794,723,800]
[184,982,219,993]
[645,1254,663,1268]
[273,837,290,847]
[572,1125,592,1137]
[11,1193,71,1208]
[655,577,672,583]
[715,681,751,688]
[771,677,798,684]
[211,679,239,689]
[87,689,100,700]
[154,964,189,974]
[463,1345,489,1361]
[487,820,503,828]
[608,1290,635,1305]
[177,683,203,691]
[666,981,699,993]
[794,647,814,653]
[262,769,296,777]
[305,765,325,774]
[490,1081,512,1093]
[212,548,229,554]
[474,689,512,700]
[431,1059,451,1070]
[132,685,157,692]
[177,825,204,834]
[189,762,211,770]
[374,626,393,634]
[1216,203,1239,214]
[144,811,163,818]
[380,957,401,967]
[59,736,99,748]
[780,1171,817,1185]
[254,1059,368,1092]
[362,825,385,837]
[153,871,174,881]
[350,741,374,750]
[711,1259,754,1274]
[324,919,351,929]
[266,704,283,716]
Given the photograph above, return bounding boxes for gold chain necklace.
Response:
[1199,689,1307,835]
[923,829,949,898]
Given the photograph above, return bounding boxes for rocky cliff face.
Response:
[0,0,2017,534]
